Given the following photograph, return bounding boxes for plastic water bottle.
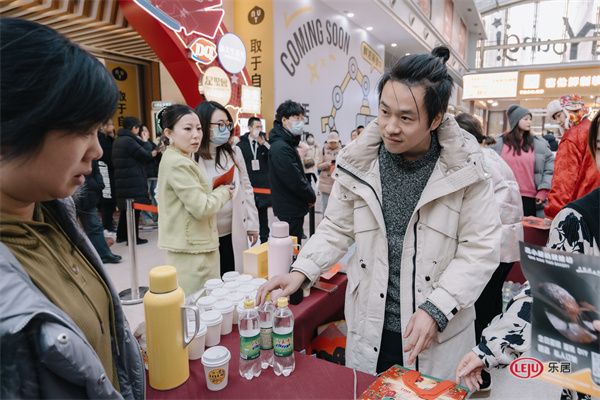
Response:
[258,294,276,369]
[238,298,261,380]
[273,297,295,376]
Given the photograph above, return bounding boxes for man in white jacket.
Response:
[258,47,501,380]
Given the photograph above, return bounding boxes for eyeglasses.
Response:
[210,121,233,131]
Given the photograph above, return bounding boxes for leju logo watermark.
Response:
[509,357,572,379]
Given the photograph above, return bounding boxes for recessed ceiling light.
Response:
[391,43,397,47]
[487,100,494,104]
[346,12,355,18]
[366,26,373,31]
[405,52,411,56]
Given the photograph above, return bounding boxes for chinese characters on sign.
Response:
[360,42,383,73]
[250,38,262,88]
[517,67,600,98]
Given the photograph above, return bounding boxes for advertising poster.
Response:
[273,0,384,145]
[521,243,600,397]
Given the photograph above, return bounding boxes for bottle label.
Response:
[260,327,273,350]
[273,331,293,357]
[240,334,260,360]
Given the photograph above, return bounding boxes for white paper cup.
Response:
[236,274,253,283]
[223,281,240,292]
[188,323,207,360]
[250,278,267,289]
[238,284,255,298]
[204,279,223,295]
[214,300,235,335]
[201,346,231,391]
[229,292,245,324]
[196,295,217,313]
[211,287,230,300]
[201,310,223,347]
[222,271,240,282]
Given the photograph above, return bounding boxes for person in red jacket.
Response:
[545,94,600,219]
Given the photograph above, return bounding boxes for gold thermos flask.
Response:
[144,265,199,390]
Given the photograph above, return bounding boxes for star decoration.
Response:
[231,74,239,85]
[308,63,319,82]
[492,18,502,29]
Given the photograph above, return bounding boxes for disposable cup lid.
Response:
[200,310,223,326]
[223,281,240,290]
[201,345,231,368]
[214,300,235,313]
[250,278,267,288]
[238,284,255,294]
[211,288,230,298]
[222,271,240,282]
[229,292,245,303]
[204,279,223,289]
[236,274,253,282]
[197,295,217,307]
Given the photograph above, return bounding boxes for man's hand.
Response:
[455,351,485,392]
[256,271,306,306]
[247,231,259,246]
[403,309,438,365]
[256,134,265,146]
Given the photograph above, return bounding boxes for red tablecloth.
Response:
[289,273,347,351]
[146,325,375,399]
[507,225,551,283]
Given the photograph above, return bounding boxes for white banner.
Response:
[273,0,384,145]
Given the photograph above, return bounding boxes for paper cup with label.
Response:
[211,287,230,300]
[222,271,240,282]
[188,323,208,360]
[236,274,253,283]
[229,292,245,324]
[214,300,235,335]
[201,346,231,391]
[200,310,223,347]
[196,295,217,313]
[204,279,223,295]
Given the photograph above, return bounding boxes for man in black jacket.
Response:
[75,160,122,263]
[238,117,272,243]
[268,101,316,244]
[98,119,117,232]
[112,116,157,244]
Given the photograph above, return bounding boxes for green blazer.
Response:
[157,146,230,253]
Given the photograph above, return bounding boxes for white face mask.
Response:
[306,138,315,145]
[210,125,230,146]
[289,120,304,136]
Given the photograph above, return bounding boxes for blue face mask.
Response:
[289,120,305,136]
[210,125,231,146]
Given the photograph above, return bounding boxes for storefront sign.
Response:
[241,85,261,114]
[218,33,247,74]
[517,67,600,98]
[105,60,141,128]
[189,37,218,65]
[462,71,518,99]
[361,42,383,73]
[201,66,232,105]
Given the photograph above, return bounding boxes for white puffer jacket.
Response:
[292,116,501,379]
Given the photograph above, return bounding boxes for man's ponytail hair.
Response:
[377,46,453,125]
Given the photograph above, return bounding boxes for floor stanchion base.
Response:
[119,287,149,305]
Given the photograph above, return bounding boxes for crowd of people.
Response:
[1,18,599,399]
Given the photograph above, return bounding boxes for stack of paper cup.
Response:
[188,323,207,360]
[201,346,231,391]
[238,284,256,299]
[214,300,235,335]
[204,279,223,296]
[196,295,217,313]
[223,281,240,292]
[222,271,240,283]
[229,292,244,324]
[211,288,230,301]
[236,274,253,284]
[200,310,223,347]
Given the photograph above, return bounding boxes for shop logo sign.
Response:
[189,37,217,65]
[248,6,264,25]
[509,357,544,379]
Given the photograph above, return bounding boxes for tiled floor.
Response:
[105,219,561,399]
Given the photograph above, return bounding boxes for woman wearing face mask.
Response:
[157,104,232,295]
[317,131,342,214]
[491,105,554,216]
[195,101,259,275]
[302,133,319,184]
